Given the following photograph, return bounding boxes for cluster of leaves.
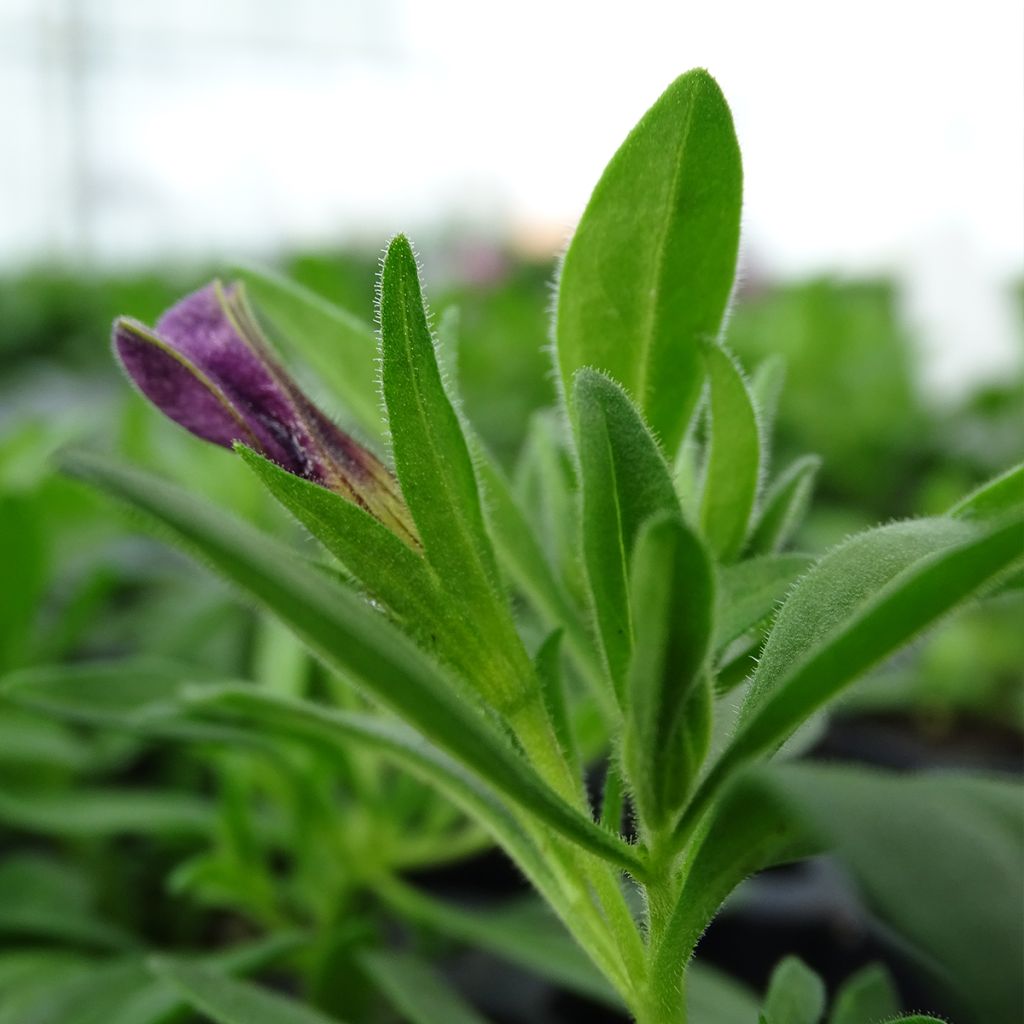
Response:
[2,69,1022,1024]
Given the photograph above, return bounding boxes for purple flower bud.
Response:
[114,281,417,546]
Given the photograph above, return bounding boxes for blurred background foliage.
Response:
[0,247,1021,1020]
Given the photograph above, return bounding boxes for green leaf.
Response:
[60,452,642,875]
[623,513,714,830]
[474,444,609,713]
[828,964,899,1024]
[150,957,341,1024]
[235,264,383,439]
[677,514,1024,842]
[377,881,620,1009]
[747,455,821,556]
[534,630,577,772]
[237,447,466,667]
[359,951,489,1024]
[686,963,760,1024]
[764,763,1024,1024]
[713,552,812,652]
[556,69,742,455]
[378,234,525,707]
[0,857,132,950]
[761,957,825,1024]
[0,788,217,839]
[575,369,680,695]
[514,410,585,602]
[0,494,47,672]
[108,933,307,1024]
[700,345,762,562]
[949,460,1024,520]
[749,354,787,447]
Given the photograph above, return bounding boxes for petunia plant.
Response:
[53,69,1022,1023]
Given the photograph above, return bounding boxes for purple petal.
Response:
[149,283,320,478]
[113,318,261,450]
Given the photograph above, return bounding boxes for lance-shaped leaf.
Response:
[234,263,385,439]
[622,513,714,832]
[113,281,414,544]
[359,951,489,1024]
[556,69,742,455]
[378,235,527,707]
[150,958,342,1024]
[700,345,762,562]
[674,512,1024,846]
[60,451,643,876]
[747,455,821,556]
[575,370,680,696]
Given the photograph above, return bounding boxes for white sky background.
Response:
[1,0,1022,397]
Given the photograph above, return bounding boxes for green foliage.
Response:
[759,956,826,1024]
[557,69,742,455]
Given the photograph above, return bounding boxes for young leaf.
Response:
[747,455,821,556]
[60,452,643,875]
[575,370,680,695]
[378,235,526,706]
[623,513,714,831]
[700,345,762,562]
[150,957,341,1024]
[676,513,1024,843]
[234,264,384,439]
[359,951,489,1024]
[760,957,825,1024]
[828,964,899,1024]
[949,460,1024,520]
[556,69,742,455]
[515,410,584,601]
[713,552,812,652]
[749,354,787,446]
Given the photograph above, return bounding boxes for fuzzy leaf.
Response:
[379,235,525,707]
[623,513,714,830]
[575,370,680,696]
[557,69,742,455]
[676,513,1024,842]
[60,452,642,875]
[700,345,762,562]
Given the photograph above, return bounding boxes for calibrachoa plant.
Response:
[57,70,1022,1023]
